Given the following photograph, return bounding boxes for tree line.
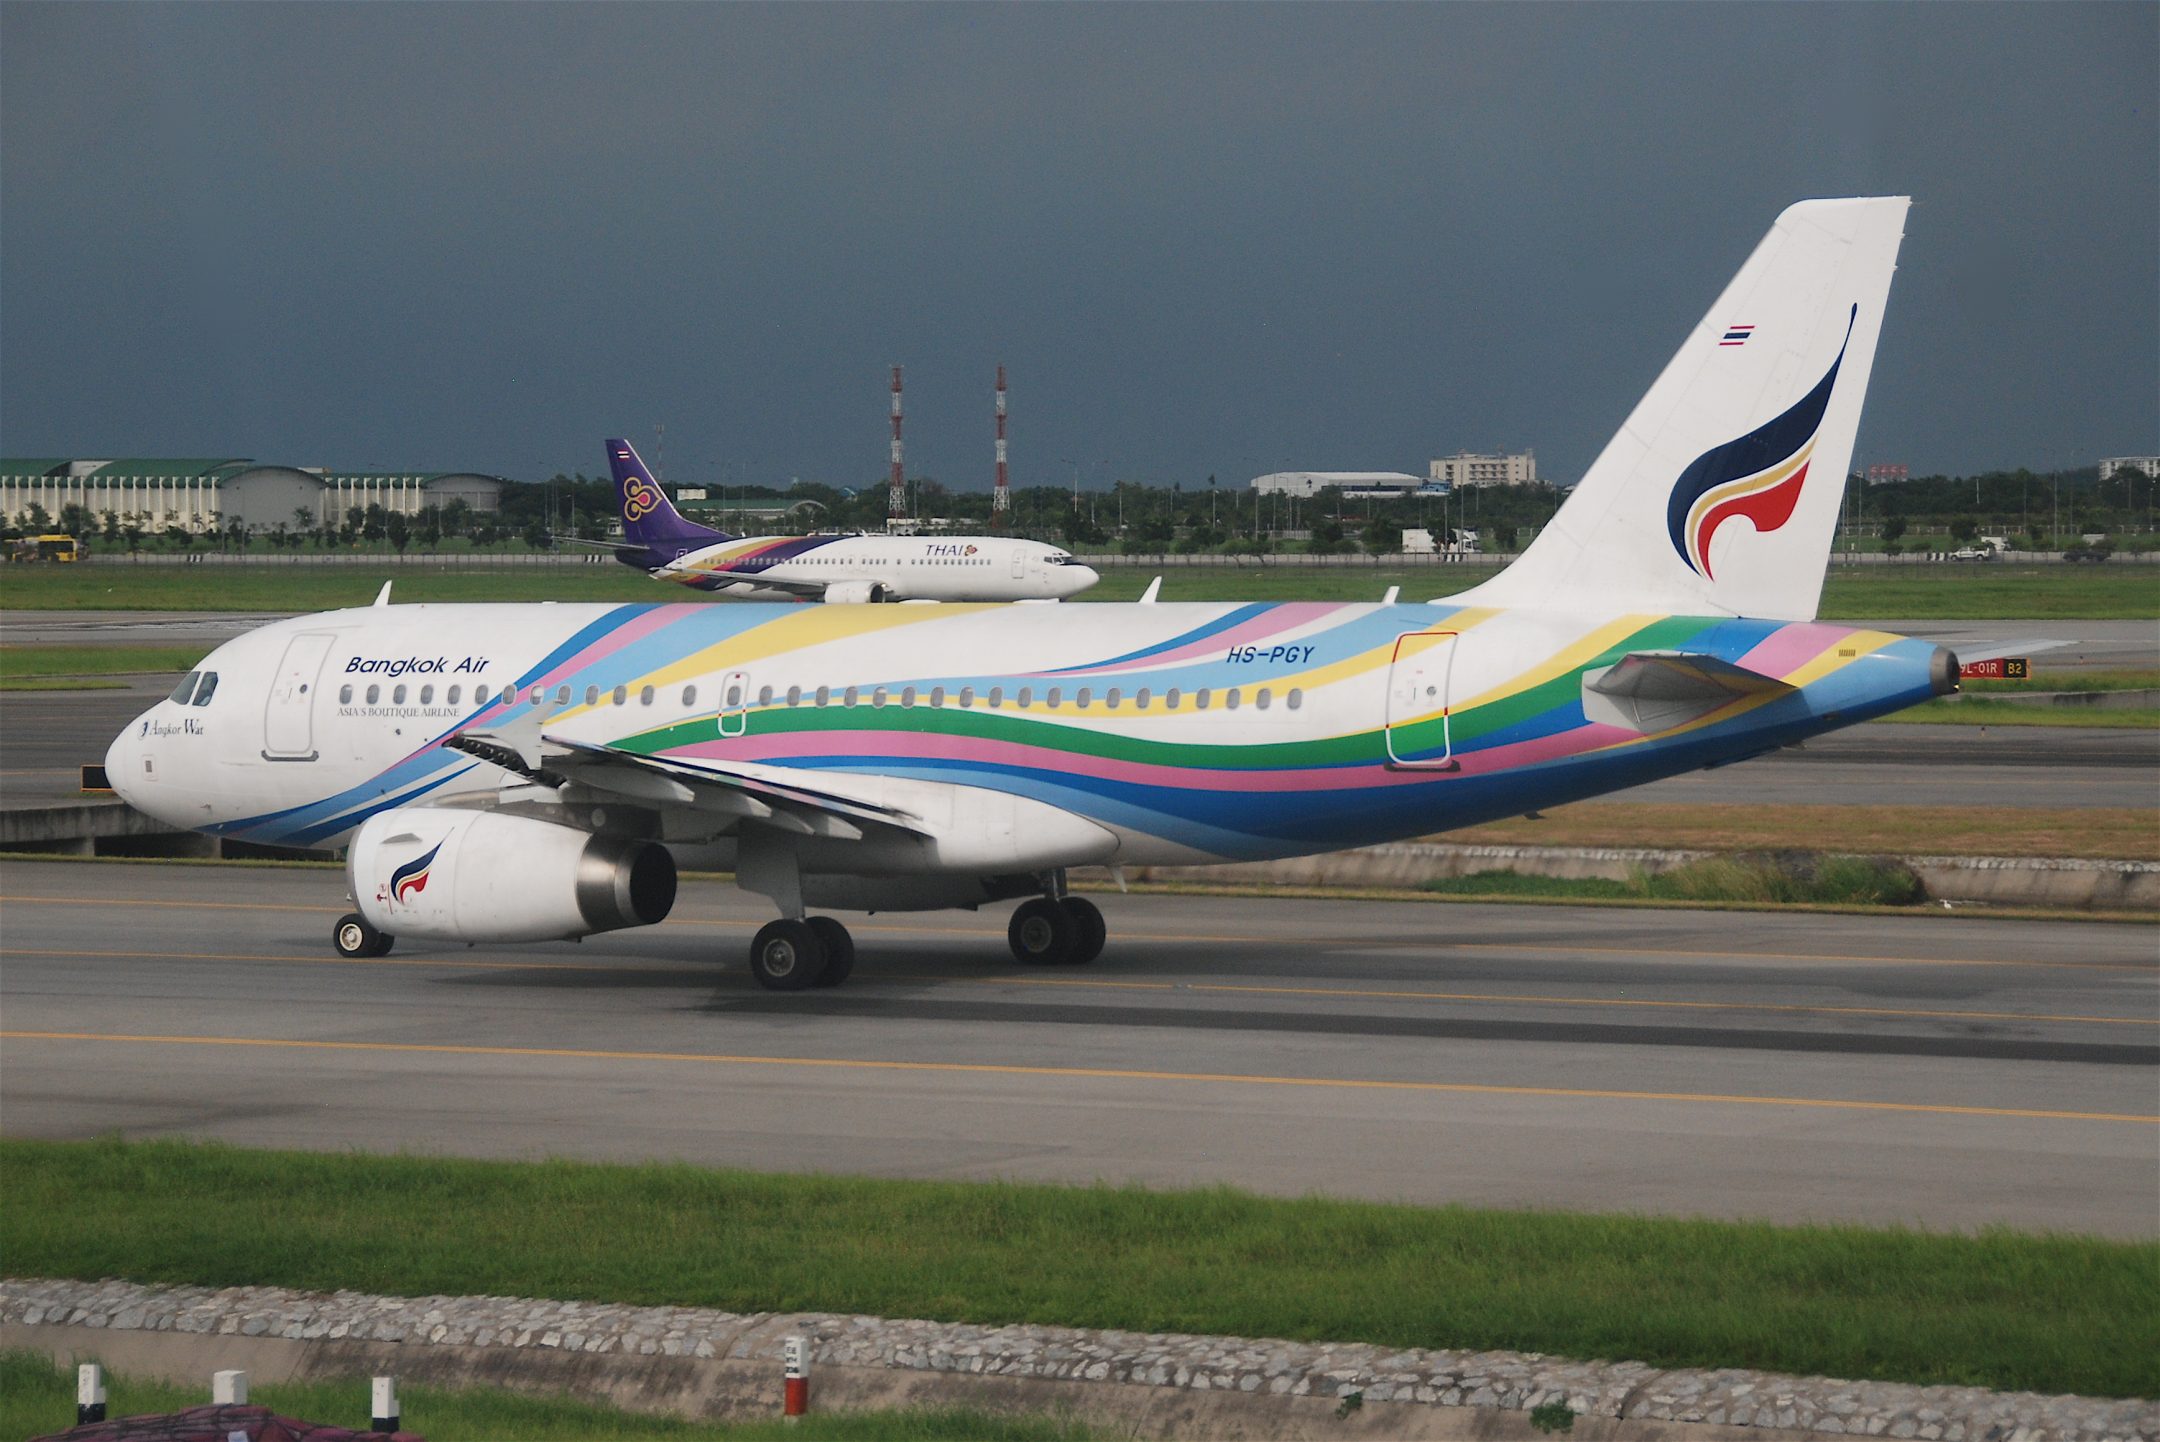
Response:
[7,463,2148,555]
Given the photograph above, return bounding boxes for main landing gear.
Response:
[333,912,394,959]
[1007,895,1105,966]
[743,890,1106,990]
[749,916,855,991]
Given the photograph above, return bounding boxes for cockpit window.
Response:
[1045,553,1076,565]
[168,672,201,704]
[191,672,219,706]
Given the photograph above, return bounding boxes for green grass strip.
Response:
[4,1138,2154,1399]
[0,1351,1097,1441]
[0,676,131,691]
[0,645,204,678]
[3,561,2155,619]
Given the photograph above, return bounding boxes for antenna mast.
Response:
[992,365,1009,526]
[888,366,906,524]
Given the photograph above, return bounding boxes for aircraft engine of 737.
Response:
[107,199,1956,991]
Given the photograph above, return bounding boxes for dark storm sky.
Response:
[2,2,2153,490]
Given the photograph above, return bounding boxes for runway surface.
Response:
[4,858,2154,1236]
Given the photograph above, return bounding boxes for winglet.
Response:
[1381,585,1400,606]
[373,580,393,608]
[1139,576,1163,605]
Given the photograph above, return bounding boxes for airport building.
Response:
[0,458,504,533]
[1428,449,1538,488]
[1248,471,1444,499]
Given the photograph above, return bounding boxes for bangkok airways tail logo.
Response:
[623,476,661,522]
[388,842,442,905]
[1666,305,1856,580]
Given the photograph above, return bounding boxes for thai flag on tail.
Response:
[1719,324,1755,347]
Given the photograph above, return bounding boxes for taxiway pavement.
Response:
[3,858,2153,1236]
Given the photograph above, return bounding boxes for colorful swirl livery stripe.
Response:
[1666,305,1857,579]
[670,536,845,588]
[209,602,1936,858]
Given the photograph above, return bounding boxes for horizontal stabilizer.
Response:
[1581,652,1794,735]
[550,535,651,555]
[1937,637,2071,665]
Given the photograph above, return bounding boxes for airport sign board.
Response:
[1958,657,2028,680]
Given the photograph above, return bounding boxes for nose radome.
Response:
[105,722,143,805]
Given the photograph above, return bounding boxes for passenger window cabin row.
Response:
[333,678,1306,714]
[741,682,1304,713]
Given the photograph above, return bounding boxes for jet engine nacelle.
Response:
[822,579,890,604]
[348,809,677,943]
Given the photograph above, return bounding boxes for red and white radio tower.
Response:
[888,365,906,523]
[992,364,1010,526]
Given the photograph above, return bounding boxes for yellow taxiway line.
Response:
[7,946,2152,1029]
[4,1030,2154,1126]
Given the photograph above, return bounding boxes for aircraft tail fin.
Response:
[1454,197,1909,623]
[605,438,728,551]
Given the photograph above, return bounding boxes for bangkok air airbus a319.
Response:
[108,198,1952,990]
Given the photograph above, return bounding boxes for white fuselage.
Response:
[104,599,1944,871]
[659,534,1097,602]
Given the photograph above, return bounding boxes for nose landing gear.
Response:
[333,912,394,959]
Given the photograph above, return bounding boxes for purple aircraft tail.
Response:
[605,438,728,557]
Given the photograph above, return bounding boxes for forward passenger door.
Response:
[262,632,336,761]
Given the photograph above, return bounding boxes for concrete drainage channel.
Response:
[6,1280,2154,1442]
[1084,844,2160,910]
[4,801,2154,910]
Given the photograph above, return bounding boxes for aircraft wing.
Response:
[658,561,829,597]
[443,725,921,841]
[1580,651,1797,734]
[548,534,646,554]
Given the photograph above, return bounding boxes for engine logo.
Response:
[389,841,443,905]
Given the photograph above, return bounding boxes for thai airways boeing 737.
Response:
[580,439,1098,603]
[108,198,1950,990]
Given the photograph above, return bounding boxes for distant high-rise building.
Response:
[1428,449,1537,488]
[1865,463,1910,485]
[2098,455,2159,481]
